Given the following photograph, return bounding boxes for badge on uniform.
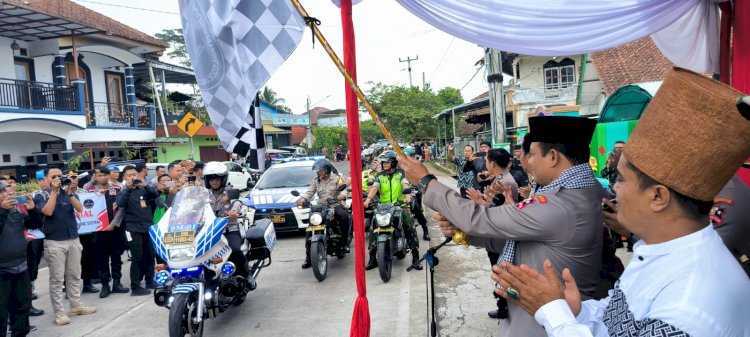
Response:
[710,197,733,227]
[515,196,547,210]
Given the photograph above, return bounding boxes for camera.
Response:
[187,175,197,182]
[476,152,486,157]
[132,179,142,186]
[11,196,27,204]
[60,177,72,186]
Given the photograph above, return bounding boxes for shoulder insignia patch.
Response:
[710,197,734,227]
[516,196,546,209]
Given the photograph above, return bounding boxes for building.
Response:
[0,0,197,180]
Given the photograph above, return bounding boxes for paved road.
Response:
[29,161,440,337]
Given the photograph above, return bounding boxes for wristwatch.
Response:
[418,174,437,194]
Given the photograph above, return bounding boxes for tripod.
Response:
[407,236,453,337]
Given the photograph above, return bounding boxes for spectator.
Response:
[116,166,162,296]
[63,170,101,296]
[150,166,166,186]
[86,166,129,298]
[463,140,492,189]
[0,181,43,336]
[152,174,173,265]
[107,165,121,187]
[134,164,148,183]
[509,145,529,188]
[191,161,205,187]
[447,143,481,198]
[34,168,96,326]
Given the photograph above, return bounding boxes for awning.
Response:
[264,125,291,134]
[132,60,196,85]
[433,97,490,119]
[0,2,100,41]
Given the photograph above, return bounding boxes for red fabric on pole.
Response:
[718,2,732,85]
[341,0,370,336]
[732,0,750,94]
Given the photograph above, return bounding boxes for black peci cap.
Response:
[93,166,110,175]
[525,116,596,145]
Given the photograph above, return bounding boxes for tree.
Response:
[155,29,190,67]
[359,120,381,145]
[312,126,348,155]
[363,82,464,141]
[259,87,291,113]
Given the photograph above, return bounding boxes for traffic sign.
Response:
[177,112,204,137]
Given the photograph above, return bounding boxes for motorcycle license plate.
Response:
[306,225,326,232]
[163,230,196,244]
[375,227,394,233]
[267,215,286,224]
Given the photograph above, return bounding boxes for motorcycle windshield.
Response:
[167,186,210,232]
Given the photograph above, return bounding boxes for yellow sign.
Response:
[177,112,204,137]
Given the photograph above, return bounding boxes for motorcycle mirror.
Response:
[291,190,300,196]
[225,189,241,200]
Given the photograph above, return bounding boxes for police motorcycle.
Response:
[149,186,276,337]
[372,195,412,283]
[291,184,349,282]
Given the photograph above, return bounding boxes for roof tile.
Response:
[590,38,672,95]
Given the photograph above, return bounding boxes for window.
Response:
[2,154,10,163]
[543,58,576,94]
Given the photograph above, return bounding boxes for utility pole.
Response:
[306,96,312,149]
[422,72,426,91]
[484,48,506,147]
[399,55,418,87]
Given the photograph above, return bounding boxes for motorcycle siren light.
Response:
[154,270,171,286]
[221,262,236,276]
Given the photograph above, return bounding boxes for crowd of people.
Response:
[396,67,750,337]
[0,157,225,335]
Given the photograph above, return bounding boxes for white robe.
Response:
[535,225,750,337]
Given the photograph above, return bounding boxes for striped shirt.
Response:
[454,157,479,190]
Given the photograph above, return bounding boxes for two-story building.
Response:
[0,0,175,180]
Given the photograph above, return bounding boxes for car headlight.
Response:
[168,247,195,262]
[375,213,391,226]
[310,213,323,226]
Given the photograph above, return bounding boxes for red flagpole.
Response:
[341,0,370,336]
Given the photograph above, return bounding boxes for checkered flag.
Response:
[234,94,266,170]
[179,0,305,163]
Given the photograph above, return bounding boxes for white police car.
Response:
[244,157,337,232]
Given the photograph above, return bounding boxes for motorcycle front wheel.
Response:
[311,240,328,281]
[169,292,204,337]
[377,240,392,283]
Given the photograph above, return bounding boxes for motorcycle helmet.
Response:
[312,158,334,175]
[379,150,398,169]
[203,161,228,189]
[362,148,374,157]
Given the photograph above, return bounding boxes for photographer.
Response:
[0,181,42,336]
[115,166,162,296]
[463,140,493,190]
[33,168,96,326]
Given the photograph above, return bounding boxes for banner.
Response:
[25,192,110,240]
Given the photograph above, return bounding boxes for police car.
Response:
[243,157,337,232]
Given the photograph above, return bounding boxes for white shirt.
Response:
[535,225,750,337]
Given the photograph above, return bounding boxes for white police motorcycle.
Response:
[149,186,275,337]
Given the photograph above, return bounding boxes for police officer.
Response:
[87,166,129,298]
[363,151,422,271]
[204,162,250,282]
[399,116,606,337]
[296,159,349,269]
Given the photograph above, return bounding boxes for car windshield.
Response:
[255,165,316,189]
[167,186,210,228]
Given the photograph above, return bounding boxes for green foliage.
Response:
[259,87,291,113]
[64,150,90,171]
[155,29,190,67]
[14,181,38,194]
[359,120,382,145]
[120,142,140,160]
[312,126,348,154]
[363,82,464,141]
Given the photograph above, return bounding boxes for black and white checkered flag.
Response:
[179,0,305,168]
[234,94,266,170]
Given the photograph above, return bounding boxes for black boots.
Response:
[423,232,431,241]
[82,282,100,294]
[112,280,130,294]
[302,239,312,269]
[411,251,423,270]
[99,282,111,298]
[365,248,378,270]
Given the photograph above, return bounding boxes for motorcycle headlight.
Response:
[310,213,323,226]
[168,247,195,262]
[375,213,391,226]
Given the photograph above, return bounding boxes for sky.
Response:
[72,0,489,115]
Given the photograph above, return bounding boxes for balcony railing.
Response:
[89,102,152,129]
[0,78,77,112]
[511,85,578,105]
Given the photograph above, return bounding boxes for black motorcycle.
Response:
[372,201,410,283]
[292,186,349,282]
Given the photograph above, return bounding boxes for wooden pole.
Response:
[71,30,80,80]
[290,0,403,157]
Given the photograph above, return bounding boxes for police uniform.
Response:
[422,116,605,337]
[301,173,348,264]
[711,173,750,277]
[86,170,128,297]
[209,188,248,278]
[371,169,421,266]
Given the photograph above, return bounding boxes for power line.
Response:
[460,64,484,92]
[72,0,179,15]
